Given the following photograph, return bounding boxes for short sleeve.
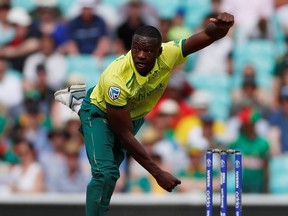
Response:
[103,77,128,108]
[161,39,188,68]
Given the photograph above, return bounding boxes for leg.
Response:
[80,109,125,216]
[86,161,121,216]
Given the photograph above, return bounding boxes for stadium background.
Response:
[1,0,288,215]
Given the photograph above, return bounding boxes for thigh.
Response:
[79,109,116,169]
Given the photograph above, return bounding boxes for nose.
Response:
[137,50,146,59]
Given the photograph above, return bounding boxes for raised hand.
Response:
[209,12,234,29]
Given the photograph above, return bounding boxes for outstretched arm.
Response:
[183,12,234,57]
[106,106,181,192]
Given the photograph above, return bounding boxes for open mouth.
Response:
[136,62,146,68]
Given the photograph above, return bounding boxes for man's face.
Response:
[81,7,93,20]
[41,36,55,55]
[131,35,162,76]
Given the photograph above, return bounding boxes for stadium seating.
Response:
[102,0,128,9]
[187,73,232,120]
[65,55,102,88]
[144,0,181,19]
[11,0,35,11]
[183,0,211,30]
[269,155,288,194]
[232,39,277,90]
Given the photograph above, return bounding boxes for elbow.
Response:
[117,132,133,148]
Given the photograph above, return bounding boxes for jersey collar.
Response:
[128,52,160,86]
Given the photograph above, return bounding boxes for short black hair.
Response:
[133,25,162,45]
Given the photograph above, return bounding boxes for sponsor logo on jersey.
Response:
[108,86,121,100]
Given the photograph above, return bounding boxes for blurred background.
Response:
[1,0,288,214]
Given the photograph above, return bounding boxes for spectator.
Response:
[225,66,271,142]
[64,0,110,58]
[0,0,14,46]
[23,34,67,90]
[178,113,224,173]
[144,99,188,174]
[186,113,224,151]
[224,108,270,146]
[146,98,180,139]
[67,0,120,32]
[53,138,89,193]
[0,103,19,164]
[0,7,40,72]
[24,64,55,115]
[268,85,288,156]
[128,126,172,194]
[119,0,159,28]
[39,127,69,192]
[158,17,172,43]
[248,17,274,40]
[62,112,90,176]
[115,0,148,54]
[177,136,220,193]
[31,0,68,45]
[272,47,288,109]
[174,90,213,147]
[63,112,81,139]
[230,73,271,119]
[147,69,194,127]
[137,99,184,176]
[0,139,44,194]
[167,7,191,41]
[0,58,23,117]
[220,0,274,43]
[229,107,270,193]
[12,95,51,154]
[93,0,120,32]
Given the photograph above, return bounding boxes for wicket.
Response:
[206,149,242,216]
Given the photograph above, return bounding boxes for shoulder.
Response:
[258,136,269,145]
[68,16,80,25]
[94,15,105,22]
[159,39,187,66]
[255,136,270,152]
[268,109,284,122]
[102,53,134,86]
[162,40,186,51]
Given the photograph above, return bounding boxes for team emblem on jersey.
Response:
[108,86,121,100]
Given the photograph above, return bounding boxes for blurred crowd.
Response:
[1,0,288,195]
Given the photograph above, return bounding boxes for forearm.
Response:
[0,39,39,58]
[183,12,234,56]
[119,133,162,177]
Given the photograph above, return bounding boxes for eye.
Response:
[133,47,139,52]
